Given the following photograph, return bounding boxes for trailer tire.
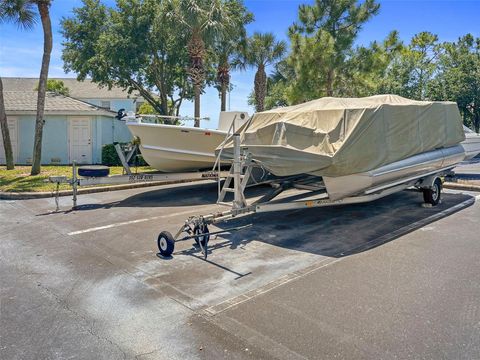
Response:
[193,224,210,247]
[78,165,110,178]
[423,178,442,206]
[157,231,175,257]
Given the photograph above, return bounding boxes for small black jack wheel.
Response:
[423,178,442,206]
[193,224,210,247]
[157,231,175,257]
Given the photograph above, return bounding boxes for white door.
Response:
[0,117,18,164]
[69,117,92,164]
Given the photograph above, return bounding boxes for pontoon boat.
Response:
[220,95,480,200]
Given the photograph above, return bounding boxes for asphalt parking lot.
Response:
[1,181,479,359]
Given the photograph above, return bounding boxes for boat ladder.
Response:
[216,150,253,209]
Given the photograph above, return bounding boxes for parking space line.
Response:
[67,209,198,236]
[203,258,342,316]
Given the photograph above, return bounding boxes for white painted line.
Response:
[68,209,197,236]
[68,217,160,235]
[204,258,343,316]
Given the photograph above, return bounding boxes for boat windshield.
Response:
[136,114,210,126]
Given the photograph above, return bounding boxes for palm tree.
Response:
[244,32,287,112]
[216,47,232,112]
[214,1,252,112]
[215,37,247,113]
[172,0,237,127]
[0,0,52,175]
[31,0,52,175]
[0,1,37,170]
[0,77,14,170]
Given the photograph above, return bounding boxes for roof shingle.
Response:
[4,91,116,116]
[2,77,140,99]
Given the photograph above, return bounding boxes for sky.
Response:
[1,0,479,128]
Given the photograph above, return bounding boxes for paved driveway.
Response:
[1,182,479,359]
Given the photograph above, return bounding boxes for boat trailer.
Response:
[156,133,456,260]
[48,143,227,211]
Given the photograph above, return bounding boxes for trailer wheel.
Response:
[193,224,210,247]
[423,178,442,206]
[78,165,110,177]
[157,231,175,257]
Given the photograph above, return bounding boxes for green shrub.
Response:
[101,143,119,166]
[101,143,147,166]
[35,79,70,96]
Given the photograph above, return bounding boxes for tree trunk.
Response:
[175,102,181,117]
[254,64,267,112]
[220,84,227,112]
[31,1,52,175]
[474,111,479,134]
[0,77,14,170]
[194,85,200,127]
[160,91,168,116]
[217,61,230,112]
[187,31,206,128]
[326,68,334,97]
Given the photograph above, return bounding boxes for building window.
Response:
[101,100,111,109]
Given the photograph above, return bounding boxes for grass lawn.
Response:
[0,165,155,192]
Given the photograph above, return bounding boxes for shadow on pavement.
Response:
[69,181,273,210]
[61,179,474,260]
[202,190,475,259]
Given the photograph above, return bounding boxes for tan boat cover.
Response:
[221,95,465,177]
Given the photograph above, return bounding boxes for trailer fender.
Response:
[418,174,442,189]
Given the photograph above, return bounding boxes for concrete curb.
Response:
[443,182,480,192]
[0,178,202,200]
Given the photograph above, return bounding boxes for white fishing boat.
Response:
[126,111,248,172]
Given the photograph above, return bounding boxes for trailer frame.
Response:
[156,133,456,260]
[49,160,228,211]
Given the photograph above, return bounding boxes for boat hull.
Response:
[127,122,226,172]
[323,145,466,200]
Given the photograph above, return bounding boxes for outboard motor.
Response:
[116,108,127,120]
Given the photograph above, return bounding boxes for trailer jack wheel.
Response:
[193,224,210,247]
[423,178,442,206]
[157,231,175,257]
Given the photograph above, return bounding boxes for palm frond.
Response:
[245,32,287,67]
[0,0,37,29]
